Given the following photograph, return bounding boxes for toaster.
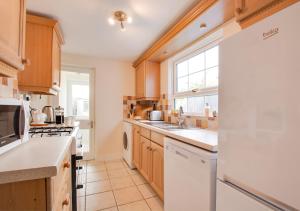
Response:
[148,110,163,121]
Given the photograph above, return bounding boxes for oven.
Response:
[0,99,29,155]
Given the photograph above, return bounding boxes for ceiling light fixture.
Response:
[108,11,132,32]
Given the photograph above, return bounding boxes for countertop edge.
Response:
[0,137,72,185]
[124,118,218,152]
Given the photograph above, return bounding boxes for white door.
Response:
[60,66,95,160]
[218,3,300,210]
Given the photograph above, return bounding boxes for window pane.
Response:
[205,95,218,112]
[205,46,219,68]
[177,76,188,92]
[189,53,204,74]
[187,96,205,113]
[189,71,204,90]
[72,84,89,119]
[206,66,219,87]
[175,98,187,112]
[177,61,188,77]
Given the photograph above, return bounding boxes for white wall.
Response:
[62,53,135,160]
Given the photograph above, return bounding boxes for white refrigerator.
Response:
[217,2,300,211]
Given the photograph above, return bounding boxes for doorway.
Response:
[60,66,95,160]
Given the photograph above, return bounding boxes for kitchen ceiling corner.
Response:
[26,0,199,61]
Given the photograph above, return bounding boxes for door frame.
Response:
[61,64,96,160]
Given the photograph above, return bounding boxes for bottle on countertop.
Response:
[55,106,65,124]
[204,103,210,118]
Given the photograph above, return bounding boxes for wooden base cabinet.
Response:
[135,127,164,200]
[18,14,64,95]
[0,147,72,211]
[139,136,151,181]
[133,126,141,168]
[149,141,164,200]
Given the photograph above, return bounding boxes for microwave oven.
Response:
[0,99,30,155]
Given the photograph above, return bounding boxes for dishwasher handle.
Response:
[175,150,189,159]
[166,143,191,160]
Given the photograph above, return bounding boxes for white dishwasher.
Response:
[164,137,217,211]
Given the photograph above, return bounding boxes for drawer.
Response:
[150,131,165,147]
[140,127,150,139]
[54,176,71,211]
[48,146,71,210]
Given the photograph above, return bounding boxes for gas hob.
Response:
[29,126,74,138]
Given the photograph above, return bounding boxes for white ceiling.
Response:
[27,0,198,62]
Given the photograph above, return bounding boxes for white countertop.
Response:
[124,119,218,152]
[0,137,72,184]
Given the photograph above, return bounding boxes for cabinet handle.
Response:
[236,0,245,14]
[63,161,71,168]
[53,82,58,86]
[62,197,70,206]
[22,58,31,65]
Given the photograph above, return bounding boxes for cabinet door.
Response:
[150,142,164,199]
[0,0,26,70]
[52,30,61,88]
[145,61,160,99]
[136,62,145,99]
[19,18,53,89]
[133,126,141,169]
[140,136,151,180]
[235,0,275,21]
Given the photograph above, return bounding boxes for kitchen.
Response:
[0,0,299,211]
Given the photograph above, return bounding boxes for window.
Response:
[174,45,219,115]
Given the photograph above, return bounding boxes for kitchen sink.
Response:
[142,122,187,130]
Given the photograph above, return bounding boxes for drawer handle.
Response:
[63,161,71,168]
[22,58,31,65]
[62,197,70,206]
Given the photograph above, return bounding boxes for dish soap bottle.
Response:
[204,103,210,117]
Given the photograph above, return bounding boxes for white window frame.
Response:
[172,39,221,116]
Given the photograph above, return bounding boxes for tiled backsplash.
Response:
[123,94,218,131]
[0,77,18,98]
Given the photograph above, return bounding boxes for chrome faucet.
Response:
[177,106,185,128]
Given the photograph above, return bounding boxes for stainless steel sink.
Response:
[142,122,187,130]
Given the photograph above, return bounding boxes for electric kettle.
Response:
[42,106,55,123]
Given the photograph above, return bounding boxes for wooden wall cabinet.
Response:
[135,60,160,100]
[18,14,64,95]
[0,146,72,211]
[235,0,298,28]
[135,126,164,200]
[0,0,26,77]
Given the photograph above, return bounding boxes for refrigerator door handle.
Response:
[223,180,296,211]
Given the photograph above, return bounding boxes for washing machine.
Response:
[122,121,135,169]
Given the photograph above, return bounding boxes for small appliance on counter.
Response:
[0,99,30,155]
[42,105,55,123]
[147,110,163,121]
[55,106,64,124]
[31,110,47,126]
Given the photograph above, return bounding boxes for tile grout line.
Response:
[85,160,161,211]
[106,161,120,211]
